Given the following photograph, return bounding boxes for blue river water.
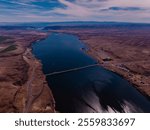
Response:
[32,33,150,113]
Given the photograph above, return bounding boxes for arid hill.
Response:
[0,30,55,112]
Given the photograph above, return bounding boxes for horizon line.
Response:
[0,21,150,25]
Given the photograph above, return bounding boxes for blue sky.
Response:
[0,0,150,23]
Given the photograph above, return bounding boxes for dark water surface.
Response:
[32,33,150,113]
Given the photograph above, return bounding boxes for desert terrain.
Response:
[0,30,55,112]
[50,25,150,99]
[0,23,150,112]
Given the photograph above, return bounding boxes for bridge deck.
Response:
[45,64,99,76]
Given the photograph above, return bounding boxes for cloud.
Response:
[0,0,150,23]
[106,0,150,8]
[0,0,37,7]
[104,7,145,11]
[52,0,92,17]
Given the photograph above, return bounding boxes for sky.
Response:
[0,0,150,23]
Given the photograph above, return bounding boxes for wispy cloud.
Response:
[105,7,144,11]
[0,0,38,7]
[0,0,150,23]
[52,0,93,17]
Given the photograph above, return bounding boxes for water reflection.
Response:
[33,33,150,113]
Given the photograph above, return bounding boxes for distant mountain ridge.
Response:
[0,21,150,30]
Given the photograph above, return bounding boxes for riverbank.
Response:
[84,44,150,100]
[0,30,55,112]
[51,29,150,99]
[81,34,150,99]
[81,38,150,99]
[32,32,150,113]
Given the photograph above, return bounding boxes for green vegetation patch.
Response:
[0,45,17,53]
